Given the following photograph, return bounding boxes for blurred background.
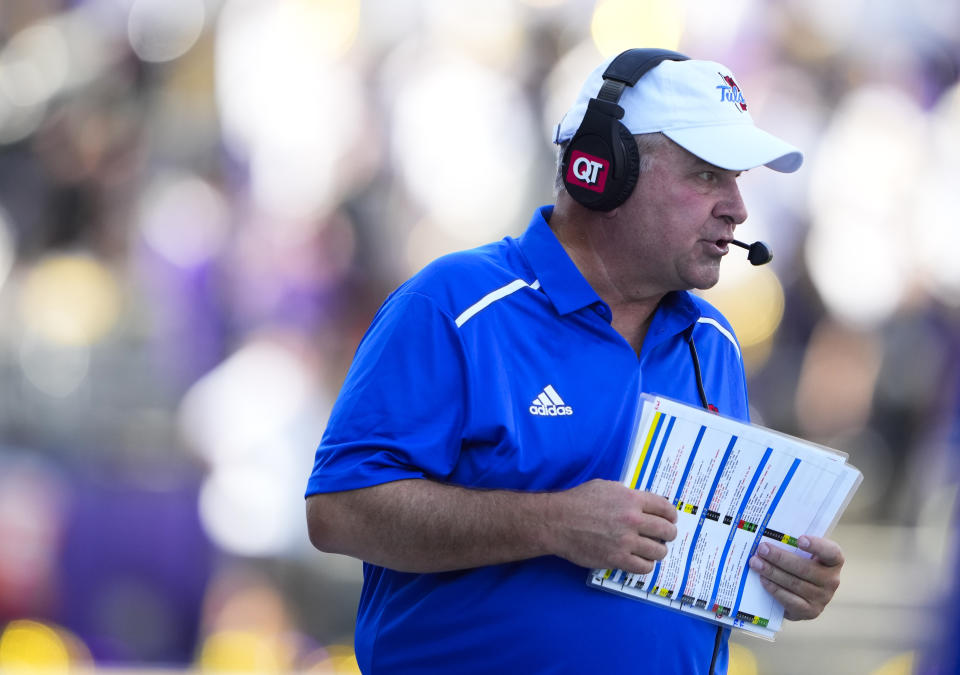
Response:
[0,0,958,673]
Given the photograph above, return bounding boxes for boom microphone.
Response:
[731,239,773,266]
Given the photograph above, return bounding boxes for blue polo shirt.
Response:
[307,205,750,675]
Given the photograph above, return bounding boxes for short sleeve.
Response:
[305,291,469,495]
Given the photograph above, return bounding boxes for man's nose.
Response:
[714,180,748,226]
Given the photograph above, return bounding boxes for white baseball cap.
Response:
[554,56,803,173]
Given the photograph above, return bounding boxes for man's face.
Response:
[607,138,749,298]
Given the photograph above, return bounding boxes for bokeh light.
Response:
[681,0,756,54]
[57,6,116,92]
[0,620,90,672]
[18,336,90,398]
[179,339,314,464]
[0,20,67,144]
[591,0,685,55]
[728,641,760,675]
[870,652,915,675]
[390,50,538,244]
[785,0,867,55]
[917,81,960,306]
[127,0,206,63]
[0,20,69,108]
[17,253,122,347]
[302,644,362,674]
[215,0,368,221]
[807,85,927,327]
[181,339,318,556]
[197,629,289,673]
[137,172,230,268]
[542,42,606,145]
[198,462,295,557]
[421,0,524,67]
[0,620,70,671]
[805,211,907,328]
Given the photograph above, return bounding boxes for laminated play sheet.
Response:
[588,394,862,640]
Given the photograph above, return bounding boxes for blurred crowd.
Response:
[0,0,958,673]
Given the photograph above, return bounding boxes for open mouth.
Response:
[708,238,731,256]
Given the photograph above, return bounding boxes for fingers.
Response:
[635,510,678,544]
[627,492,677,545]
[798,535,845,567]
[749,537,844,621]
[609,548,655,575]
[611,495,678,575]
[753,538,844,581]
[548,481,679,572]
[629,532,670,563]
[607,519,673,575]
[638,492,678,524]
[613,535,671,575]
[748,547,823,618]
[751,570,818,620]
[615,554,658,576]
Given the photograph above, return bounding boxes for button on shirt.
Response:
[306,205,750,675]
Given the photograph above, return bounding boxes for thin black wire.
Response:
[686,327,724,675]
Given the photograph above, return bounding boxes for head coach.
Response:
[304,48,845,675]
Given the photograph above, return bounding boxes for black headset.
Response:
[561,48,689,212]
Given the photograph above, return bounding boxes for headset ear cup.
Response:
[560,48,689,211]
[606,123,640,209]
[562,123,640,211]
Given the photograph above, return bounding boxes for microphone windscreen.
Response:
[746,241,773,266]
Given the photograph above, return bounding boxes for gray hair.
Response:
[554,131,668,195]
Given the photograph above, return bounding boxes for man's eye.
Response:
[698,171,717,182]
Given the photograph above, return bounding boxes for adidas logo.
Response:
[529,384,573,417]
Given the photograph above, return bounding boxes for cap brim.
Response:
[664,124,803,173]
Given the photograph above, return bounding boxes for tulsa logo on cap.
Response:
[566,150,609,192]
[716,73,747,112]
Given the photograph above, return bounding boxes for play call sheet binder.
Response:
[588,394,862,640]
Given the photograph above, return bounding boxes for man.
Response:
[305,49,844,674]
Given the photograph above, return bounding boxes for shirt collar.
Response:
[518,205,602,316]
[517,205,703,336]
[641,290,703,357]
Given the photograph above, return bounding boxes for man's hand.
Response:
[748,535,844,620]
[544,479,678,575]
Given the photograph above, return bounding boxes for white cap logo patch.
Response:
[716,73,747,112]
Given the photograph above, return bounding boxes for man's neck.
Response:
[608,300,660,356]
[548,199,664,356]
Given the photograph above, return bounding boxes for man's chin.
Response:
[688,272,722,291]
[672,262,722,293]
